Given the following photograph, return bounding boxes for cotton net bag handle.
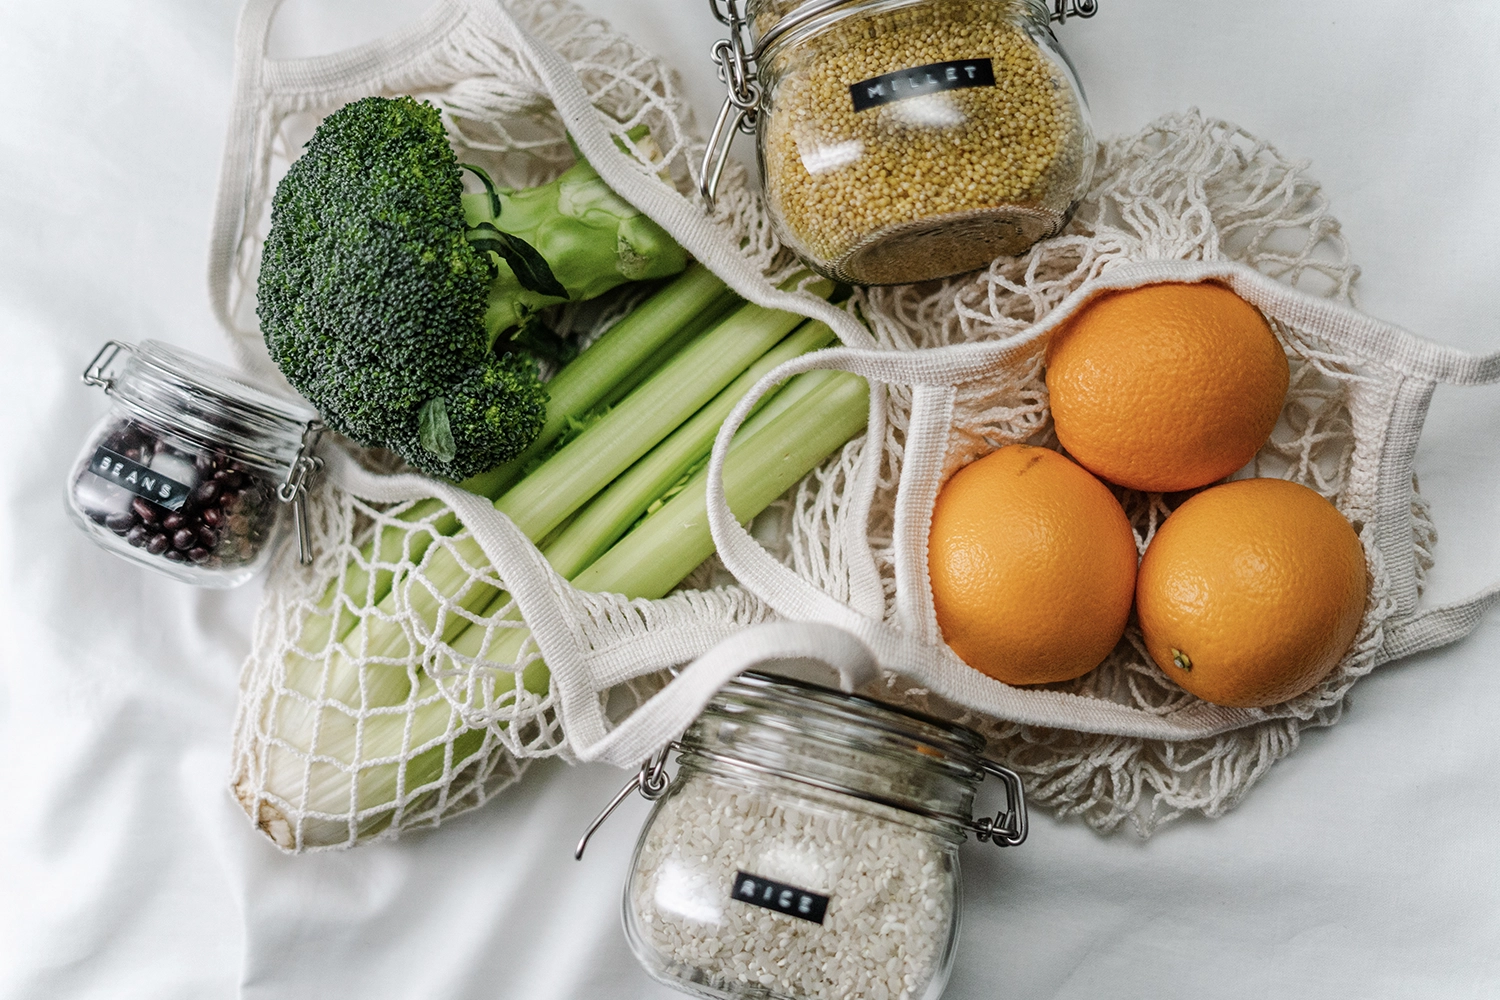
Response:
[700,258,1500,740]
[207,0,875,372]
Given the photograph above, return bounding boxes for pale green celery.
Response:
[495,281,833,541]
[286,264,734,660]
[312,288,826,691]
[253,367,867,847]
[541,321,836,579]
[573,372,870,597]
[444,370,870,675]
[273,286,821,727]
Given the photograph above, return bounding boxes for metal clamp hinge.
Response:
[276,421,325,566]
[82,340,130,392]
[700,0,761,208]
[972,760,1029,847]
[574,742,678,860]
[1051,0,1099,22]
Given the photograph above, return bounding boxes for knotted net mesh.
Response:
[228,0,1429,849]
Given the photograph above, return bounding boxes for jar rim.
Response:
[718,670,987,757]
[679,671,991,831]
[96,340,317,472]
[749,0,1050,63]
[128,340,316,429]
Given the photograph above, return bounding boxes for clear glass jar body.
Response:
[625,764,963,1000]
[621,672,994,1000]
[66,340,316,587]
[753,0,1095,285]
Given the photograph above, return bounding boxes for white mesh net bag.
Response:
[216,0,1500,851]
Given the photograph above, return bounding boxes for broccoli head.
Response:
[257,96,572,480]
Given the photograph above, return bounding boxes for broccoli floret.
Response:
[256,95,685,480]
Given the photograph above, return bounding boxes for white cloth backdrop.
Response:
[2,1,1499,997]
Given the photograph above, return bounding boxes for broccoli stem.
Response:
[464,150,690,341]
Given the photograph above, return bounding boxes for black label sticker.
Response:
[87,446,191,511]
[731,871,830,925]
[849,57,996,112]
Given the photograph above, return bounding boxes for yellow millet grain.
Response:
[760,1,1087,275]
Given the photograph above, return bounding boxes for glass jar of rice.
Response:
[704,0,1094,285]
[617,672,1026,1000]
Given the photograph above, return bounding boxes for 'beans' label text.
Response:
[88,446,190,511]
[731,871,830,924]
[849,58,996,112]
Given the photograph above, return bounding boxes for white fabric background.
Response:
[2,1,1499,998]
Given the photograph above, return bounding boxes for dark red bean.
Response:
[193,481,219,504]
[126,525,149,547]
[146,533,170,555]
[163,548,185,562]
[162,513,184,531]
[172,528,196,550]
[198,526,219,549]
[105,512,135,534]
[187,547,211,563]
[202,507,222,527]
[131,498,158,523]
[195,453,214,473]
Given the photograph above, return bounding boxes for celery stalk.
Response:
[494,283,832,540]
[438,370,870,683]
[541,321,836,578]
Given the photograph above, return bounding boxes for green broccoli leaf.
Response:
[418,397,458,463]
[468,222,569,299]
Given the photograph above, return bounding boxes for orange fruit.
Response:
[928,444,1138,686]
[1136,477,1368,708]
[1044,282,1289,493]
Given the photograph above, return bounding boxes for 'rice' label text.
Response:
[849,58,996,112]
[731,871,830,925]
[87,446,190,511]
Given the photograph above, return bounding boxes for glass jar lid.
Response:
[747,0,1052,61]
[575,670,1027,857]
[681,671,990,832]
[83,340,317,473]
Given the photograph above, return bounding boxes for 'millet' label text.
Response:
[849,58,996,112]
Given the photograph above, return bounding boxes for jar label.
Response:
[849,58,996,112]
[731,871,830,924]
[87,446,191,511]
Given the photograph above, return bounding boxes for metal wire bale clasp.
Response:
[81,340,130,392]
[700,0,761,208]
[276,421,325,566]
[1050,0,1099,22]
[575,742,678,860]
[972,759,1028,847]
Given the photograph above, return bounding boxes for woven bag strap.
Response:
[568,621,880,767]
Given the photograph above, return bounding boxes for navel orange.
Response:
[928,444,1138,686]
[1135,477,1368,708]
[1044,281,1289,493]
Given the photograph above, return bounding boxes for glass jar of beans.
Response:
[67,340,321,587]
[606,672,1027,1000]
[703,0,1095,285]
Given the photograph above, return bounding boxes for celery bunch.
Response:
[239,266,870,848]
